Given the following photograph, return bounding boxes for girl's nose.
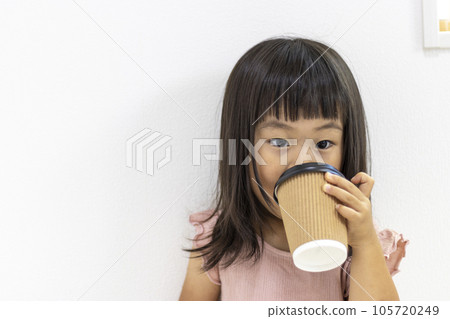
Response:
[286,159,316,171]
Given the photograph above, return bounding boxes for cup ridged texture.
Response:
[277,172,348,255]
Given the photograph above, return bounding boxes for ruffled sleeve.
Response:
[341,219,410,300]
[373,220,410,276]
[189,209,221,286]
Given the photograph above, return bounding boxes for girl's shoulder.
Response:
[188,209,221,248]
[372,218,410,276]
[189,209,219,225]
[188,209,222,286]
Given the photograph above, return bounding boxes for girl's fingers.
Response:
[325,172,367,202]
[323,183,365,213]
[336,203,359,220]
[350,172,375,199]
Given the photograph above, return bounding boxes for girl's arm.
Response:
[347,231,400,301]
[323,172,401,301]
[179,248,221,301]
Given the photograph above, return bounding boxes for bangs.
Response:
[251,41,349,126]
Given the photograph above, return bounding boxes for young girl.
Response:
[179,36,409,301]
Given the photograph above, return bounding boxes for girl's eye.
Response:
[316,140,334,150]
[269,138,290,148]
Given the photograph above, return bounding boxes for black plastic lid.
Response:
[273,162,345,204]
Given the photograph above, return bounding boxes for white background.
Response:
[0,0,449,300]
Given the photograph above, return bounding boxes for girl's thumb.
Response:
[350,172,374,199]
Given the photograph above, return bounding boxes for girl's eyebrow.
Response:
[258,120,343,131]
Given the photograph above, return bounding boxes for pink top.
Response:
[189,209,409,301]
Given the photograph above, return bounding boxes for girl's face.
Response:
[249,114,344,219]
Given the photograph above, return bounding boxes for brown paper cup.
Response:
[273,163,348,272]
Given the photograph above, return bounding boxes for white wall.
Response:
[0,0,449,300]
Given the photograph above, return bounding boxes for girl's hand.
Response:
[322,172,378,248]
